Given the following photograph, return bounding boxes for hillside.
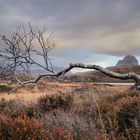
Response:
[60,65,140,82]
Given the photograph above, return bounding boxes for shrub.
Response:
[51,125,73,140]
[25,104,43,119]
[0,85,13,92]
[0,98,18,112]
[43,111,97,140]
[116,96,140,136]
[97,95,140,139]
[38,93,73,112]
[0,98,42,119]
[4,104,42,120]
[1,88,140,139]
[0,117,48,140]
[100,92,135,104]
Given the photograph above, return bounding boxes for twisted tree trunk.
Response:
[16,63,140,90]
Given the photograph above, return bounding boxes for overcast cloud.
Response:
[0,0,140,67]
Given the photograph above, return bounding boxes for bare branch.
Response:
[2,24,139,91]
[0,23,55,82]
[15,63,140,91]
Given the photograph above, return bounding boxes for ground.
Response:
[0,81,130,102]
[0,81,140,140]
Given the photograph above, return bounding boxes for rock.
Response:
[116,55,139,67]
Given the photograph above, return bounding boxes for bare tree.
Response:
[1,24,140,91]
[0,23,56,82]
[8,63,140,91]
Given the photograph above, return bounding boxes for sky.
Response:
[0,0,140,70]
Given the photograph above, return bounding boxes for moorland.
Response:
[0,80,140,140]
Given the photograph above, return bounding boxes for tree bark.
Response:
[16,63,140,90]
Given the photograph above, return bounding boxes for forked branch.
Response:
[0,23,56,81]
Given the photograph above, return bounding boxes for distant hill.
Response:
[82,65,140,82]
[59,65,140,83]
[59,55,140,83]
[30,55,140,83]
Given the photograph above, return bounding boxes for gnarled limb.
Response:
[15,63,140,90]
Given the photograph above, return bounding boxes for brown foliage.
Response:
[0,89,140,140]
[0,117,48,140]
[38,93,74,112]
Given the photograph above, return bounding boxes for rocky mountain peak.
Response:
[116,55,139,67]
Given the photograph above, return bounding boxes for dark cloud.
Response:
[0,0,140,61]
[55,0,140,39]
[2,0,140,29]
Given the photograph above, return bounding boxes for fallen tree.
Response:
[15,63,140,90]
[1,24,140,91]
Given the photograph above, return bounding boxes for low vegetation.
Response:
[0,87,140,140]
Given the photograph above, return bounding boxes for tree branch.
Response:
[15,63,140,88]
[0,23,56,82]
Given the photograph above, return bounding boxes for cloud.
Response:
[86,28,140,56]
[56,28,140,56]
[51,47,119,67]
[0,0,140,66]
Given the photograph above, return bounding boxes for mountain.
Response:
[60,55,140,83]
[116,55,139,67]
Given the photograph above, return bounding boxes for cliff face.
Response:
[116,55,139,67]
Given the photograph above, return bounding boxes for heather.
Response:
[0,87,140,140]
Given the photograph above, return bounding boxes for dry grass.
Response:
[0,81,128,102]
[0,81,139,140]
